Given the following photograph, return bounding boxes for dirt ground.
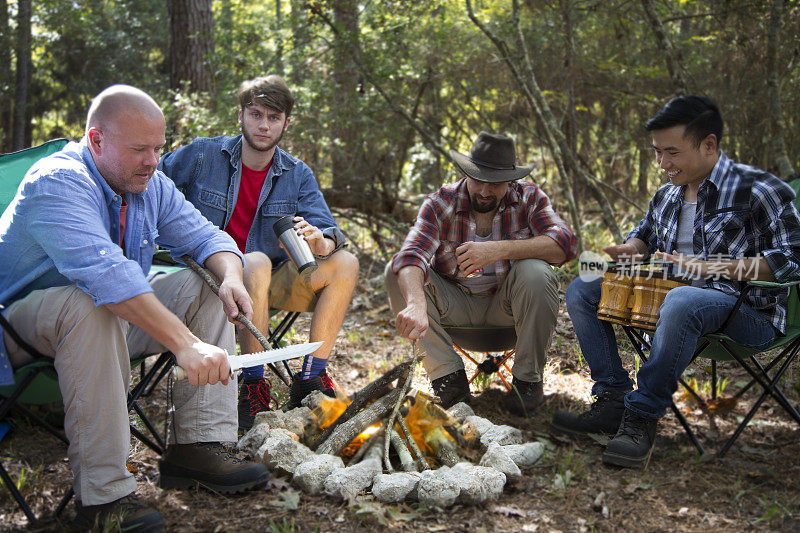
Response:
[2,266,800,532]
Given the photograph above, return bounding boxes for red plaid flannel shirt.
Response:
[391,178,577,290]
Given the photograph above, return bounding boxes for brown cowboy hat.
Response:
[449,131,534,183]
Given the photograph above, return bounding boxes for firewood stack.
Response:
[236,360,544,506]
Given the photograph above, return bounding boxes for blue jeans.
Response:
[566,278,777,419]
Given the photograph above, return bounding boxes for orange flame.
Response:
[403,391,457,455]
[313,396,351,430]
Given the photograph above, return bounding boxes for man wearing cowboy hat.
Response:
[385,132,577,416]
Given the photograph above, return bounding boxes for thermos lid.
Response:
[273,215,296,238]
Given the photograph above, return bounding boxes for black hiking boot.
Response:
[550,389,628,437]
[602,408,659,468]
[73,493,165,532]
[159,442,269,493]
[238,377,275,431]
[501,377,544,418]
[287,373,336,409]
[431,369,472,409]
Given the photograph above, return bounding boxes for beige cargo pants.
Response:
[3,269,237,505]
[384,258,559,383]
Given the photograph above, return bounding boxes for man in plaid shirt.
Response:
[552,95,800,468]
[385,132,577,416]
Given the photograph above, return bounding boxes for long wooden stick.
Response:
[382,347,418,471]
[181,255,291,386]
[396,414,429,471]
[311,361,411,450]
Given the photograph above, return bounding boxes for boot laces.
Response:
[618,410,650,442]
[201,442,244,464]
[245,378,276,416]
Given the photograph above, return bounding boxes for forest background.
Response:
[2,0,799,259]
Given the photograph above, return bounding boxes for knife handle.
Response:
[171,350,231,381]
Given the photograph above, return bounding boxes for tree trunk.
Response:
[330,0,368,203]
[168,0,214,93]
[12,0,31,151]
[0,0,10,151]
[640,0,689,95]
[274,0,284,74]
[289,0,310,85]
[766,0,794,179]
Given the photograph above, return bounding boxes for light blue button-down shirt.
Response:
[0,138,243,385]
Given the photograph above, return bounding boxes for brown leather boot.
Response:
[159,442,269,494]
[502,377,544,417]
[73,493,164,532]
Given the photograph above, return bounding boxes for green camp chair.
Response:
[0,140,169,523]
[620,178,800,457]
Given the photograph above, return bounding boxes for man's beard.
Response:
[470,194,498,213]
[242,125,284,153]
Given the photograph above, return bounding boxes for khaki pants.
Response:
[384,259,559,383]
[3,269,237,505]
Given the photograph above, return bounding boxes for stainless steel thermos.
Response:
[273,215,318,275]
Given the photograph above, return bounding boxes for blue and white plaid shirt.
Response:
[628,152,800,334]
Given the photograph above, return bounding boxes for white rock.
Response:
[447,402,475,420]
[450,463,506,504]
[480,424,525,447]
[283,406,315,437]
[462,415,494,438]
[479,443,521,481]
[292,454,345,494]
[301,390,327,410]
[501,442,544,467]
[323,458,382,500]
[257,430,313,474]
[236,422,270,456]
[254,411,286,430]
[416,467,461,508]
[371,472,421,503]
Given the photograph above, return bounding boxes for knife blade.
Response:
[173,341,324,381]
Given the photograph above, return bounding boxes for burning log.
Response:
[311,361,412,450]
[316,387,403,456]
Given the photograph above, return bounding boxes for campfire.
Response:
[236,360,544,506]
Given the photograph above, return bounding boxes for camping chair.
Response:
[616,178,800,457]
[442,325,516,391]
[0,140,169,522]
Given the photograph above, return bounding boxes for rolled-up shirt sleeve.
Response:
[25,175,154,306]
[391,197,441,283]
[754,183,800,283]
[528,187,578,264]
[626,197,659,255]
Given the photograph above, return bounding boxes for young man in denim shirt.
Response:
[0,86,269,531]
[552,95,800,468]
[160,76,358,428]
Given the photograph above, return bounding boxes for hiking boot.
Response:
[287,373,336,409]
[73,493,164,532]
[501,377,544,417]
[431,369,471,410]
[602,408,659,468]
[238,377,275,431]
[159,442,269,493]
[550,389,628,437]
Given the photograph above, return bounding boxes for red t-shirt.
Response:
[225,161,272,253]
[119,197,128,256]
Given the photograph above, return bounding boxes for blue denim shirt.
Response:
[159,135,346,265]
[0,139,243,385]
